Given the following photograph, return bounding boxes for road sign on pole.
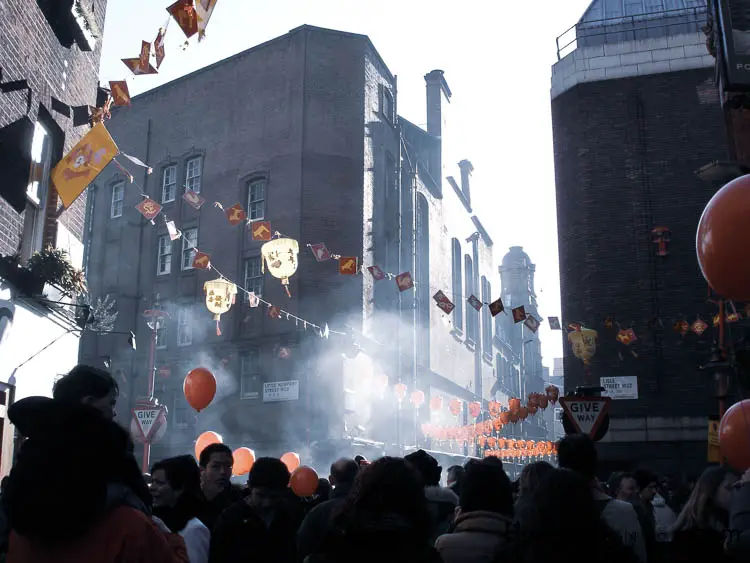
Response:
[559,396,611,439]
[132,403,166,442]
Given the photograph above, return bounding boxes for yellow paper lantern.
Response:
[261,238,300,297]
[568,327,598,364]
[204,278,237,336]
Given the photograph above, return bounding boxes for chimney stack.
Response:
[458,159,473,206]
[424,70,451,138]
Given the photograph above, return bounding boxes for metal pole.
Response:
[718,300,727,419]
[142,311,158,474]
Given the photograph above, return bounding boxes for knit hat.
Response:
[404,449,441,486]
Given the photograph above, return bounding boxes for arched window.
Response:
[481,276,492,353]
[465,255,476,342]
[416,195,430,367]
[451,239,463,331]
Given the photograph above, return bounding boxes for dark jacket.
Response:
[726,482,750,560]
[435,511,513,563]
[201,486,244,531]
[3,397,151,548]
[209,499,302,563]
[424,486,458,544]
[305,511,442,563]
[297,483,352,562]
[671,527,732,563]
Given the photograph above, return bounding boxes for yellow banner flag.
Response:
[51,123,118,208]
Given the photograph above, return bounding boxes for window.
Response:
[177,307,192,347]
[161,165,176,203]
[155,318,167,349]
[185,157,202,193]
[451,239,463,332]
[481,276,492,354]
[247,178,266,220]
[157,235,172,275]
[240,349,262,399]
[382,87,394,124]
[244,257,263,300]
[181,228,198,270]
[21,121,53,259]
[174,396,189,427]
[111,182,124,218]
[465,255,476,342]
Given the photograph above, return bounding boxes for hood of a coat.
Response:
[453,510,513,535]
[4,397,150,547]
[424,486,458,507]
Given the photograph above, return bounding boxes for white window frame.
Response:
[111,182,124,218]
[244,256,263,301]
[157,234,172,276]
[240,350,261,400]
[161,165,176,203]
[177,307,192,347]
[247,178,266,221]
[185,157,202,193]
[181,228,198,271]
[155,318,167,349]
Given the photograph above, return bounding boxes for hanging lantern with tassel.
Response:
[204,278,237,336]
[261,237,300,297]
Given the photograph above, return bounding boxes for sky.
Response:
[98,0,594,366]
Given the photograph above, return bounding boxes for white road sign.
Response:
[600,376,639,400]
[263,380,300,403]
[559,397,611,437]
[133,407,163,441]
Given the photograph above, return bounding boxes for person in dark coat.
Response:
[446,465,464,499]
[209,457,302,563]
[514,461,553,532]
[405,449,458,543]
[297,458,358,562]
[306,457,441,563]
[727,468,750,559]
[199,444,243,530]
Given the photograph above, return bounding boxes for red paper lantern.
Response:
[539,395,549,409]
[410,390,425,408]
[528,393,539,408]
[509,398,521,411]
[720,399,750,471]
[468,401,481,418]
[281,452,301,472]
[183,367,217,412]
[510,412,519,424]
[518,407,528,420]
[232,447,255,476]
[528,404,538,415]
[697,175,750,300]
[545,385,559,404]
[493,417,503,431]
[449,399,462,416]
[394,383,407,402]
[430,395,443,411]
[488,400,501,417]
[290,466,318,497]
[500,411,511,424]
[194,431,222,460]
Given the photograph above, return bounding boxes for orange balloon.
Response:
[719,400,750,471]
[232,447,256,476]
[290,466,318,497]
[697,175,750,300]
[280,452,300,472]
[184,367,217,412]
[194,431,222,460]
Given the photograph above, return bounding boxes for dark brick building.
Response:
[80,25,552,466]
[551,0,731,476]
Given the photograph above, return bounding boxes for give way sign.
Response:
[559,396,611,438]
[132,405,166,442]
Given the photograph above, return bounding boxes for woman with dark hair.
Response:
[495,468,638,563]
[514,461,554,531]
[307,457,440,563]
[151,456,210,563]
[669,466,738,563]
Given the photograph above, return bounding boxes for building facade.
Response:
[551,0,730,476]
[0,0,108,475]
[80,25,549,466]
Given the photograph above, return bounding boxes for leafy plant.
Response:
[26,246,87,297]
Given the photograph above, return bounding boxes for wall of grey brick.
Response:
[553,68,731,465]
[0,0,107,256]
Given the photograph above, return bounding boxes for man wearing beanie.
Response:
[209,458,302,563]
[404,450,458,543]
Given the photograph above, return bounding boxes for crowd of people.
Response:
[1,364,750,563]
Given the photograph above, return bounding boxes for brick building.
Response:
[0,0,108,474]
[80,25,551,466]
[551,0,731,476]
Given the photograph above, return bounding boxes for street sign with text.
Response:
[132,405,166,442]
[559,396,611,440]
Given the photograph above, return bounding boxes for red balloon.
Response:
[290,466,318,497]
[232,447,256,476]
[697,174,750,300]
[280,452,300,472]
[194,431,222,460]
[720,400,750,471]
[184,367,217,412]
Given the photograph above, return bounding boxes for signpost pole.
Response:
[141,301,166,475]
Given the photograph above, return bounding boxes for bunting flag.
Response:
[489,298,505,317]
[154,27,167,68]
[250,221,272,241]
[135,198,162,221]
[192,251,210,269]
[195,0,218,40]
[51,123,118,208]
[139,41,151,72]
[109,81,131,106]
[166,220,181,240]
[339,257,358,275]
[368,265,385,281]
[433,291,455,314]
[122,57,157,75]
[310,243,331,262]
[396,272,414,292]
[183,188,205,210]
[168,0,199,38]
[512,306,526,323]
[226,203,246,226]
[468,295,482,311]
[548,316,561,330]
[524,314,540,333]
[268,306,281,319]
[120,152,153,173]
